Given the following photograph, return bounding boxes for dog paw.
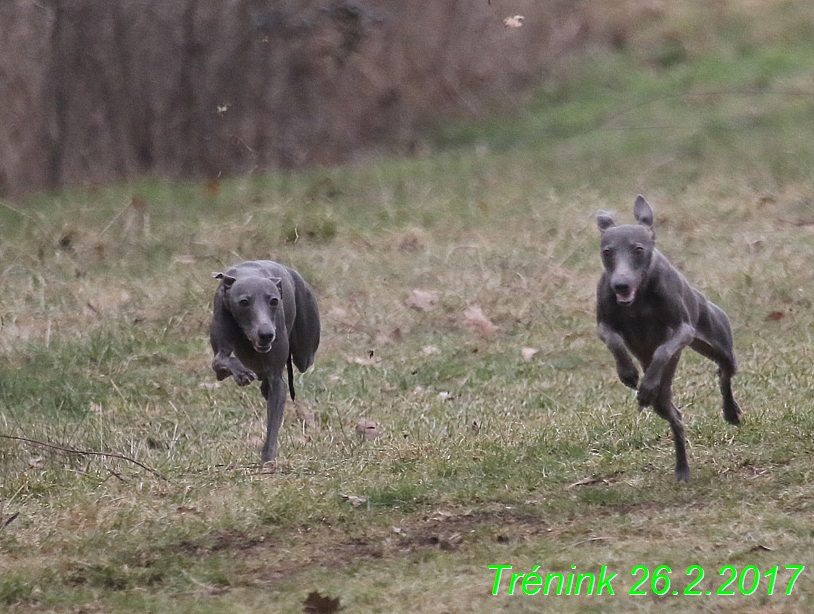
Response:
[618,366,639,389]
[234,368,257,386]
[724,400,742,426]
[260,445,277,467]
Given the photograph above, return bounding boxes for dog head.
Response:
[214,272,283,353]
[596,195,656,306]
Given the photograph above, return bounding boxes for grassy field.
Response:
[4,2,814,612]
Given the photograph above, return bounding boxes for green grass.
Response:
[3,2,814,612]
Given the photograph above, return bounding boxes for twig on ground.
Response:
[0,434,167,481]
[0,512,19,531]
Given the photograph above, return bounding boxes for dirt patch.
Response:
[163,493,700,588]
[168,508,552,581]
[174,528,264,556]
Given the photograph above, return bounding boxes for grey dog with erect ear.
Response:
[210,260,320,464]
[596,196,741,481]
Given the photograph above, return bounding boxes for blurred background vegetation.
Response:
[2,0,811,197]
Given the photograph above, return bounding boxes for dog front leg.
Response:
[212,350,257,386]
[598,323,639,389]
[211,311,257,385]
[638,323,695,407]
[261,372,287,464]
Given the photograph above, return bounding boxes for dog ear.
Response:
[269,277,283,292]
[213,272,237,289]
[596,211,616,232]
[633,195,653,227]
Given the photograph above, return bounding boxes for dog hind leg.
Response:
[690,340,741,426]
[719,369,741,425]
[691,304,741,426]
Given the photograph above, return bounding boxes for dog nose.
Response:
[258,330,275,344]
[613,282,630,294]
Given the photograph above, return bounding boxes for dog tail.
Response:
[287,354,296,401]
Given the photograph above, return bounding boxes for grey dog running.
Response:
[596,196,741,481]
[210,260,320,464]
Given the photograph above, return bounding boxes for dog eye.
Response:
[633,246,645,256]
[239,298,250,306]
[270,298,279,307]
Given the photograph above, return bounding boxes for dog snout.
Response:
[611,277,638,305]
[251,325,276,353]
[612,281,630,295]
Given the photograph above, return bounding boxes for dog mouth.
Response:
[615,289,637,306]
[614,278,642,306]
[253,342,273,353]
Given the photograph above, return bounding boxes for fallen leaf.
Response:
[405,289,439,311]
[567,476,603,488]
[347,354,380,366]
[398,234,423,252]
[374,328,405,345]
[328,306,349,320]
[261,458,281,473]
[463,305,500,338]
[440,532,463,550]
[198,382,221,389]
[470,420,480,434]
[571,536,610,547]
[374,331,391,345]
[339,494,368,507]
[28,457,44,469]
[765,311,785,321]
[431,509,454,521]
[422,345,440,355]
[130,195,148,212]
[302,590,342,613]
[204,179,220,197]
[504,15,525,28]
[749,544,774,552]
[295,404,317,428]
[288,434,310,446]
[355,418,381,440]
[521,347,539,362]
[437,391,452,400]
